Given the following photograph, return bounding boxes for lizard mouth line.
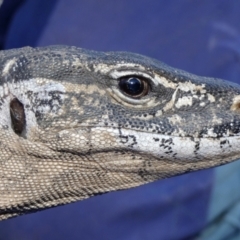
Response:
[72,124,240,140]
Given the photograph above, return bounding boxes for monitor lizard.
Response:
[0,45,240,220]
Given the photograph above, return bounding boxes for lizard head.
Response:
[0,45,240,219]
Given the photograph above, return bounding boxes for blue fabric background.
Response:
[0,0,240,239]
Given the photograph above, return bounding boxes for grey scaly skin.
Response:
[0,45,240,220]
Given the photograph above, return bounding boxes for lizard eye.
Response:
[118,76,149,98]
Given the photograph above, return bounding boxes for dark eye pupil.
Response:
[119,77,144,96]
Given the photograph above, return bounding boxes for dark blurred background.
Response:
[0,0,240,239]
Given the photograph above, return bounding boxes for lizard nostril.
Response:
[10,98,26,135]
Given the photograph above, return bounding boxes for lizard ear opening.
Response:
[10,98,26,135]
[230,95,240,112]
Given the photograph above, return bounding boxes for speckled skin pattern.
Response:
[0,45,240,220]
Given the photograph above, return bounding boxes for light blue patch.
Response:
[197,159,240,240]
